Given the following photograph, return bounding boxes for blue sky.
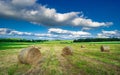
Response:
[0,0,120,40]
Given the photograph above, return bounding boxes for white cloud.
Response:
[102,30,117,35]
[0,28,33,36]
[0,28,11,35]
[11,0,37,7]
[30,10,38,15]
[81,27,91,31]
[0,28,92,40]
[34,33,52,37]
[48,28,69,34]
[72,18,113,27]
[97,30,120,38]
[48,28,91,39]
[9,31,33,36]
[1,28,119,39]
[0,0,113,28]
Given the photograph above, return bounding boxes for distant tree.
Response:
[73,38,120,42]
[0,38,48,42]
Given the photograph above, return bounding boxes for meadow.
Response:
[0,41,120,75]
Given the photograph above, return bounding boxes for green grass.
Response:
[0,41,120,75]
[8,64,19,75]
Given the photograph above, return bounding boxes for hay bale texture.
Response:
[18,46,41,65]
[100,45,110,52]
[61,46,73,56]
[81,45,85,48]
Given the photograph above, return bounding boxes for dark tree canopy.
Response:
[0,38,48,42]
[73,38,120,42]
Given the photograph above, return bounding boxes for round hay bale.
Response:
[81,45,85,48]
[31,45,41,49]
[61,46,73,56]
[18,46,41,65]
[100,45,110,52]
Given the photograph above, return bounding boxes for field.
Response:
[0,41,120,75]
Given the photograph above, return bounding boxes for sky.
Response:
[0,0,120,40]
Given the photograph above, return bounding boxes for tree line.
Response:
[73,38,120,42]
[0,38,48,42]
[0,38,120,42]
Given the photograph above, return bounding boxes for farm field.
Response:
[0,41,120,75]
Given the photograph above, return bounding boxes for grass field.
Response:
[0,41,120,75]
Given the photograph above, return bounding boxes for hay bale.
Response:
[100,45,110,52]
[81,45,85,48]
[31,45,41,49]
[61,46,73,56]
[18,46,41,65]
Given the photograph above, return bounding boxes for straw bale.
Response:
[18,46,41,65]
[61,46,73,56]
[100,45,110,52]
[81,45,85,48]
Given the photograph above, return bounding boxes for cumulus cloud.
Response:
[0,0,113,28]
[81,27,91,31]
[72,18,113,27]
[48,28,91,36]
[97,30,120,38]
[48,28,92,39]
[11,0,37,7]
[0,28,33,36]
[0,28,12,35]
[0,28,92,40]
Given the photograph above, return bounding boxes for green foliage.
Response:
[8,64,18,75]
[7,64,31,75]
[0,38,48,42]
[73,38,120,42]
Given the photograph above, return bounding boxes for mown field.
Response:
[0,41,120,75]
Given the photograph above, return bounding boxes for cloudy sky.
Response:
[0,0,120,40]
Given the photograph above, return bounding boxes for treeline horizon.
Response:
[0,38,48,42]
[0,38,120,42]
[73,38,120,42]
